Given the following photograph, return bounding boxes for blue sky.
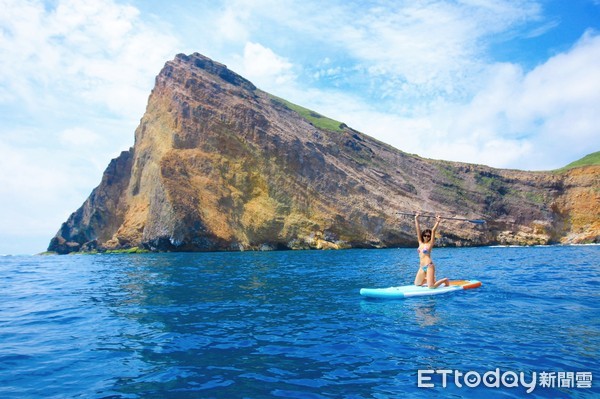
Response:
[1,0,599,254]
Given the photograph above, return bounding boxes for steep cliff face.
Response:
[48,53,600,254]
[551,166,600,243]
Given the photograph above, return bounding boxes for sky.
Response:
[1,0,599,254]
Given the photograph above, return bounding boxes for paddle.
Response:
[395,212,486,225]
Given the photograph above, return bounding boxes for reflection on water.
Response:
[239,275,266,291]
[414,302,440,327]
[359,297,442,327]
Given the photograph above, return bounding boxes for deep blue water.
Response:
[1,246,598,398]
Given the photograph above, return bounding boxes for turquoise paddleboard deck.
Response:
[360,280,482,299]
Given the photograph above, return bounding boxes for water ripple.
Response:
[0,248,599,398]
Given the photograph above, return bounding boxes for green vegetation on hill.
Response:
[269,94,345,132]
[557,151,600,171]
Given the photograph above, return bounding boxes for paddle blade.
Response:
[468,219,486,224]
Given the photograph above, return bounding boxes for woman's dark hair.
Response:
[421,229,432,241]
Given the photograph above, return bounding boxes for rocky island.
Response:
[48,53,600,254]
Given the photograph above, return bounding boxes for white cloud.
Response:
[59,127,101,148]
[514,31,600,121]
[194,1,545,113]
[441,30,600,169]
[291,0,543,106]
[0,123,130,254]
[0,140,88,238]
[0,0,179,254]
[216,5,251,42]
[0,0,178,118]
[239,42,296,87]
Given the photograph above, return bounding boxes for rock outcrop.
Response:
[48,53,600,254]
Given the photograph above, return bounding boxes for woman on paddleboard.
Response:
[414,213,449,288]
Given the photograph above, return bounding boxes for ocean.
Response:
[1,246,598,398]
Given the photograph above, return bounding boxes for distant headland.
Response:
[48,53,600,254]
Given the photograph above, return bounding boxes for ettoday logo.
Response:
[418,369,593,394]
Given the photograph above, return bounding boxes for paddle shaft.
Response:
[396,212,486,224]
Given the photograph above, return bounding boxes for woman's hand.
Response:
[433,215,441,230]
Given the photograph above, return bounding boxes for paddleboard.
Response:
[360,280,481,299]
